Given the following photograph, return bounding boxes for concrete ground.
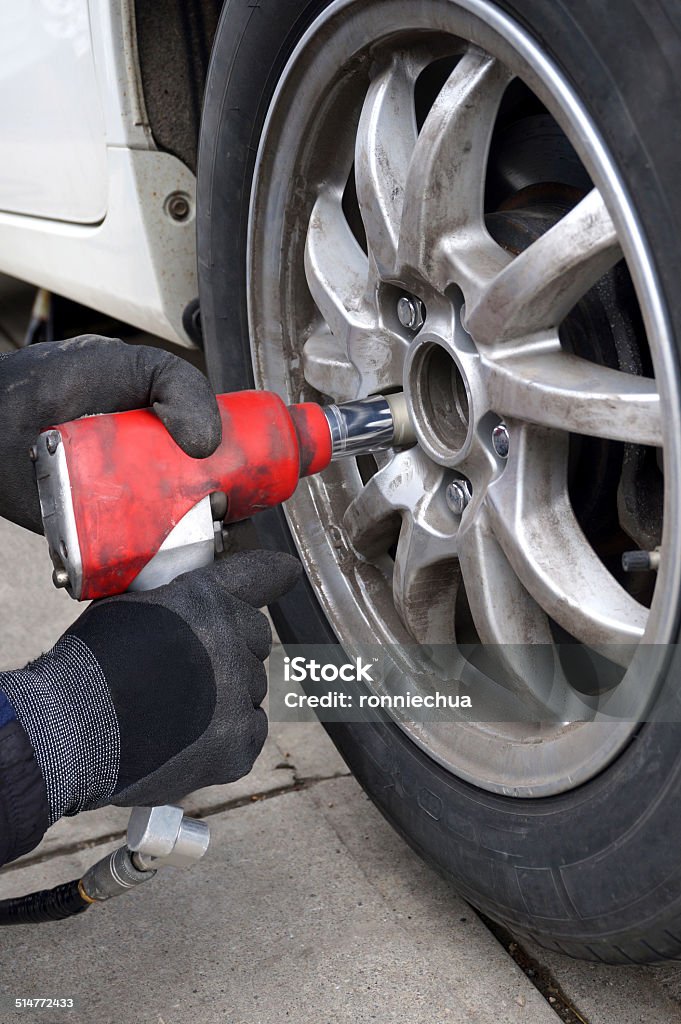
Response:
[1,277,681,1023]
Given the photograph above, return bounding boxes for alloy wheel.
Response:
[247,0,681,795]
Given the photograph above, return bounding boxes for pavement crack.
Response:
[4,772,351,872]
[3,831,131,872]
[189,771,351,821]
[477,911,592,1024]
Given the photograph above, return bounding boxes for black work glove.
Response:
[0,551,301,821]
[0,335,221,533]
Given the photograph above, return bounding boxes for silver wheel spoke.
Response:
[459,510,552,643]
[302,328,360,401]
[355,55,419,278]
[486,424,647,663]
[398,47,512,296]
[392,512,460,645]
[303,323,408,401]
[344,447,446,554]
[304,190,408,398]
[343,456,407,560]
[305,189,371,342]
[458,510,566,713]
[485,349,662,446]
[467,189,621,344]
[343,449,460,644]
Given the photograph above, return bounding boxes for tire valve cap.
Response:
[622,548,660,572]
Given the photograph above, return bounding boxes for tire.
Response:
[198,0,681,962]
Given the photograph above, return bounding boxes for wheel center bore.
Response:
[410,339,469,444]
[405,314,484,468]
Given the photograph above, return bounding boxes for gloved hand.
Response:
[0,335,221,533]
[0,551,301,823]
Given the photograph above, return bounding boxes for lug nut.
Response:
[492,423,510,459]
[446,479,472,516]
[397,295,425,331]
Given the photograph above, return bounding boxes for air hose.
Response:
[0,845,156,926]
[0,880,91,925]
[0,806,208,925]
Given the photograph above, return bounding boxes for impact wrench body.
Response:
[28,389,415,892]
[32,390,414,601]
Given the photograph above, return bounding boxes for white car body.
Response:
[0,0,198,346]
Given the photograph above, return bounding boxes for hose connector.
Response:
[0,806,211,926]
[80,846,155,903]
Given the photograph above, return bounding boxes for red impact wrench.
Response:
[33,390,415,599]
[29,391,416,902]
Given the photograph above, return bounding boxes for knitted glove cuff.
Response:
[1,636,120,823]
